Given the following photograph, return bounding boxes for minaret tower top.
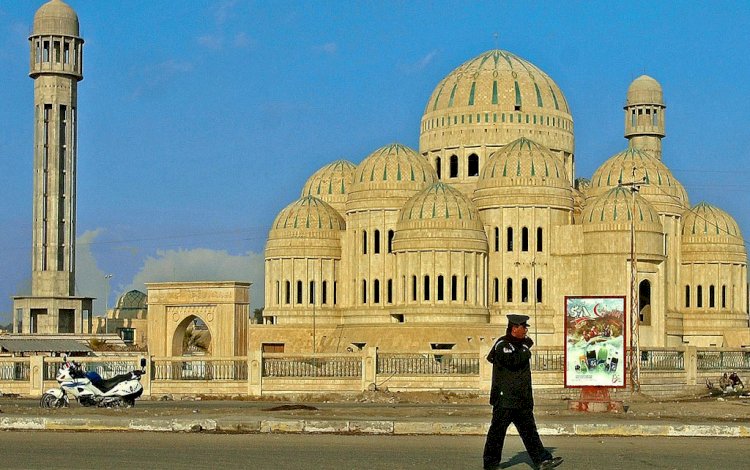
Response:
[30,0,83,80]
[624,75,665,159]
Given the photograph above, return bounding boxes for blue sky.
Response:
[1,1,748,324]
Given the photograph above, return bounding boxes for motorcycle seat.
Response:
[92,372,135,393]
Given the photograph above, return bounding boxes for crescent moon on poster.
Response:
[593,303,601,317]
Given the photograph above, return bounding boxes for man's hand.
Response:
[522,336,534,349]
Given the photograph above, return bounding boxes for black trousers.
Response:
[483,406,552,469]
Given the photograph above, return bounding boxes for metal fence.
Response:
[376,353,479,375]
[697,351,750,370]
[152,359,248,380]
[0,360,30,381]
[531,349,564,371]
[639,349,685,370]
[263,356,362,378]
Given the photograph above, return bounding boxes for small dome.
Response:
[301,160,355,214]
[33,0,79,37]
[116,290,147,310]
[682,202,743,238]
[589,146,688,215]
[347,143,437,212]
[270,195,344,232]
[626,75,663,106]
[398,182,483,230]
[582,186,663,230]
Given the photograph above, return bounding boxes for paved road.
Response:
[0,432,745,469]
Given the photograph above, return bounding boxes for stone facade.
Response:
[259,49,749,353]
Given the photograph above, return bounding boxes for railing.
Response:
[263,355,362,378]
[640,349,685,370]
[531,348,564,371]
[151,358,248,380]
[0,359,30,381]
[697,350,750,370]
[377,353,479,375]
[43,356,143,380]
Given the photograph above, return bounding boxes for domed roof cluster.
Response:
[33,0,79,37]
[426,49,569,115]
[589,146,688,214]
[116,290,147,310]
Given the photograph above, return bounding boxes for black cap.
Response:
[507,314,530,326]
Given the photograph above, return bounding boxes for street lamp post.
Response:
[104,274,112,334]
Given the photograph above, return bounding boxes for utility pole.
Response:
[619,169,647,392]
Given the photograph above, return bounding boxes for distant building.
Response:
[258,50,749,352]
[95,290,149,347]
[13,0,94,335]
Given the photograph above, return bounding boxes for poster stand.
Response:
[568,387,624,413]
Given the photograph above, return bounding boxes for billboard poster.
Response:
[564,296,626,388]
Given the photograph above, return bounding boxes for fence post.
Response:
[29,355,45,397]
[479,342,492,393]
[141,355,152,398]
[248,347,262,396]
[362,347,377,391]
[684,346,697,386]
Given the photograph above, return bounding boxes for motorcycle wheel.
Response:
[40,393,66,409]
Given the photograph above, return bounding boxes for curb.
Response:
[1,417,749,437]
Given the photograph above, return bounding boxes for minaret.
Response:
[13,0,93,335]
[624,75,665,159]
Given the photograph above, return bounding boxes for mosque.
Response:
[257,49,749,352]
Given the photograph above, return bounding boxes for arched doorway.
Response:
[638,280,651,325]
[172,315,213,357]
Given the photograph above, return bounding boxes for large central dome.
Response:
[419,49,574,195]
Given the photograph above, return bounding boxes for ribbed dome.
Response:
[270,195,344,232]
[473,137,573,211]
[398,182,483,230]
[626,75,664,106]
[116,290,147,309]
[301,160,355,214]
[589,146,688,215]
[582,186,663,230]
[33,0,79,37]
[682,202,743,238]
[420,49,574,156]
[347,143,437,212]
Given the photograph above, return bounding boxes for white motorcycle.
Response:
[40,357,147,408]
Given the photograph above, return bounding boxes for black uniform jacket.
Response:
[487,335,533,409]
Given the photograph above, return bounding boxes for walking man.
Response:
[483,314,563,470]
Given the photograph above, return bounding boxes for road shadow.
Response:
[501,447,559,468]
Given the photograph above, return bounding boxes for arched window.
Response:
[449,155,458,178]
[722,285,727,309]
[285,281,291,304]
[412,276,417,301]
[494,227,500,252]
[362,230,368,254]
[362,280,367,304]
[437,275,444,301]
[387,279,393,304]
[536,278,542,303]
[468,153,479,176]
[296,280,303,304]
[697,285,703,308]
[374,230,380,254]
[435,157,442,179]
[464,276,468,302]
[424,275,431,301]
[387,230,394,253]
[309,281,315,304]
[451,275,457,301]
[506,278,513,302]
[536,227,543,252]
[709,285,715,308]
[322,281,328,304]
[493,278,499,303]
[333,281,337,305]
[521,278,529,303]
[275,281,280,305]
[373,279,380,304]
[507,227,514,251]
[639,279,651,325]
[685,285,690,308]
[521,227,529,252]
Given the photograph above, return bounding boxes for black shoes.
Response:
[538,456,563,469]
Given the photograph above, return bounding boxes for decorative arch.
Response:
[639,279,651,325]
[172,315,213,357]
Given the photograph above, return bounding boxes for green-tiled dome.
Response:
[479,137,569,184]
[682,202,743,238]
[582,186,662,229]
[398,182,483,229]
[589,146,688,215]
[353,143,435,186]
[116,290,147,309]
[301,160,355,214]
[271,195,344,232]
